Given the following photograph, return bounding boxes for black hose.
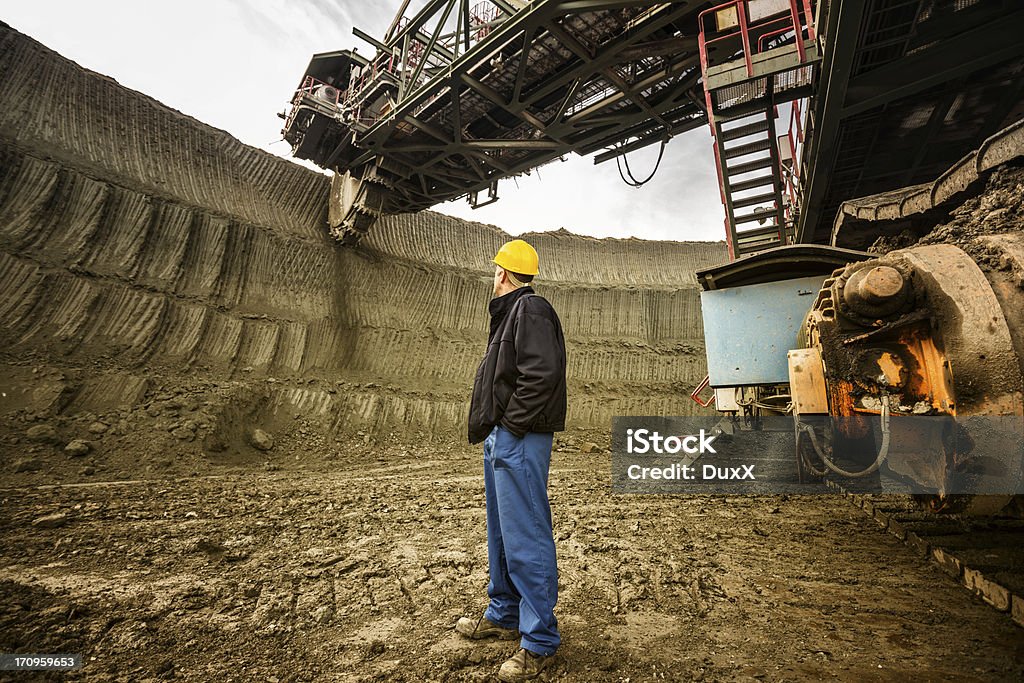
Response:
[795,427,828,478]
[798,395,891,479]
[616,138,667,187]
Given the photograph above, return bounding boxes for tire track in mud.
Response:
[1,19,1022,683]
[830,485,1024,628]
[1,447,1022,681]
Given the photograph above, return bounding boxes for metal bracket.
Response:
[469,179,499,208]
[690,374,718,408]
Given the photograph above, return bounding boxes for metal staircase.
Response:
[698,0,819,260]
[714,107,788,258]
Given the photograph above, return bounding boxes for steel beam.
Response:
[490,0,522,17]
[361,2,552,146]
[521,3,698,109]
[840,10,1024,119]
[292,0,720,229]
[408,0,459,93]
[385,0,452,50]
[796,0,868,244]
[353,27,390,53]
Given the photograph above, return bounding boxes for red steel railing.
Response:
[690,374,717,408]
[294,75,341,104]
[283,75,342,133]
[698,0,816,119]
[782,97,809,227]
[470,1,498,41]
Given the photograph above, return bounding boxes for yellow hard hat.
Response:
[493,239,539,276]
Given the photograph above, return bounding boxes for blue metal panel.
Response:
[700,276,824,386]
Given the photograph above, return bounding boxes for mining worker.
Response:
[457,238,567,681]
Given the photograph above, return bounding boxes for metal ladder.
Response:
[697,0,820,260]
[712,107,788,259]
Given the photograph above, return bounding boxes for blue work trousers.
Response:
[482,425,560,656]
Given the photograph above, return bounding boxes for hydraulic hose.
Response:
[795,427,828,477]
[797,395,891,479]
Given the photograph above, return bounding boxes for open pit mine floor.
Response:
[2,442,1023,683]
[2,20,1024,682]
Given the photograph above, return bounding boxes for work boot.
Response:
[497,648,556,682]
[454,615,518,641]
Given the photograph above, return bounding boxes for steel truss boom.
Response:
[281,1,709,242]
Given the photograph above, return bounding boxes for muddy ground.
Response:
[3,437,1024,683]
[2,20,1024,683]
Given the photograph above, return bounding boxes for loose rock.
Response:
[14,457,43,473]
[65,439,92,457]
[171,426,195,441]
[32,512,68,528]
[250,429,275,451]
[26,424,60,444]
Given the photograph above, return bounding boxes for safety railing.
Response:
[782,97,809,227]
[283,75,342,134]
[341,52,406,127]
[698,0,816,89]
[394,16,426,70]
[345,53,399,104]
[293,75,341,105]
[690,375,717,408]
[470,1,498,41]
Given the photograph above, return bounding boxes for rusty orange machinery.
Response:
[787,237,1024,514]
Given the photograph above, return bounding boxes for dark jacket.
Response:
[468,286,567,443]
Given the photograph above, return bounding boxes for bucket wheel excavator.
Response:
[696,231,1024,516]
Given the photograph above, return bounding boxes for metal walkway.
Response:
[281,0,1024,251]
[282,1,711,243]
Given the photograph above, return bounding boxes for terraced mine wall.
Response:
[0,23,725,462]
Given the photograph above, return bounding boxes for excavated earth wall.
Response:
[0,23,725,469]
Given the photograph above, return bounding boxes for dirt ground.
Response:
[2,438,1023,683]
[2,21,1024,683]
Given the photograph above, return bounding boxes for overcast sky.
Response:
[4,0,725,241]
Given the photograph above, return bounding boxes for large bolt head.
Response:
[837,262,913,323]
[855,265,905,304]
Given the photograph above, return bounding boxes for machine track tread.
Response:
[828,481,1024,628]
